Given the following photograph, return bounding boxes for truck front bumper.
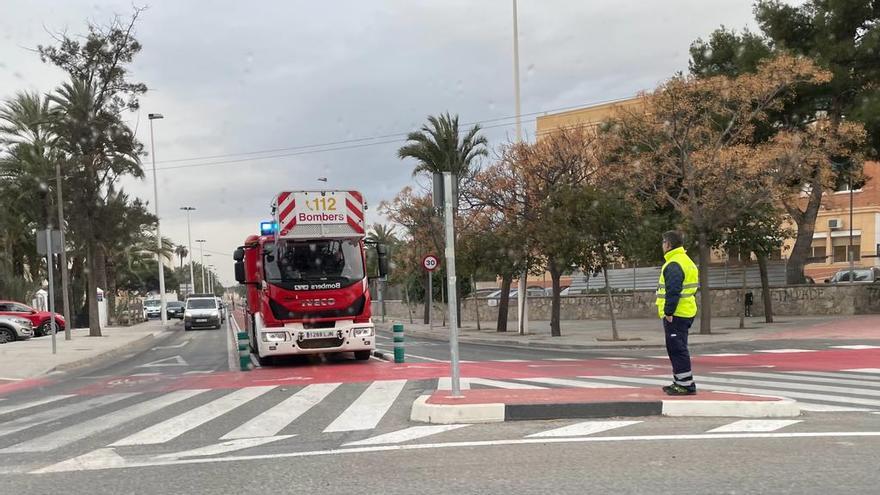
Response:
[256,320,375,357]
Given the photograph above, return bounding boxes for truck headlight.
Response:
[353,327,374,337]
[262,331,288,342]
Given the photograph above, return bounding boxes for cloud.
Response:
[1,0,759,284]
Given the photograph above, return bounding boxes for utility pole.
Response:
[180,206,196,296]
[196,239,207,292]
[512,0,528,335]
[149,113,168,326]
[55,160,72,340]
[443,172,462,397]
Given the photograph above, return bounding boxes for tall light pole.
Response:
[55,160,72,340]
[148,113,168,326]
[196,239,207,292]
[208,265,216,294]
[180,207,196,296]
[204,254,213,292]
[512,0,528,335]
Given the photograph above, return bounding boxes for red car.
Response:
[0,301,66,337]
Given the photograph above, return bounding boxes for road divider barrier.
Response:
[393,323,405,363]
[237,331,252,371]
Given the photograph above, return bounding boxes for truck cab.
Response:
[234,190,388,364]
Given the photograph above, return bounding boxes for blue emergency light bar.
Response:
[260,221,277,235]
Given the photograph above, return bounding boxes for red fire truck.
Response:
[233,190,388,365]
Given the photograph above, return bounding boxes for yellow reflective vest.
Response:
[656,246,699,318]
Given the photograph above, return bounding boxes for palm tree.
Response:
[175,245,188,271]
[397,113,488,179]
[366,223,398,246]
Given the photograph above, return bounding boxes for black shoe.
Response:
[663,384,697,396]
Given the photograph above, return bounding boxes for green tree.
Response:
[690,0,880,283]
[397,112,488,180]
[40,11,148,335]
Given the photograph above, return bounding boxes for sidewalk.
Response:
[377,315,880,350]
[0,320,175,385]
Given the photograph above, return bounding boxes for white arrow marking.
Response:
[152,340,191,350]
[528,420,642,438]
[138,355,188,368]
[708,420,801,433]
[36,448,128,472]
[154,436,294,460]
[344,425,469,446]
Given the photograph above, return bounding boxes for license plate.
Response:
[304,330,335,339]
[196,318,207,323]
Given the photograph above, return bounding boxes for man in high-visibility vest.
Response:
[656,231,700,395]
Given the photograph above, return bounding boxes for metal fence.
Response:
[568,261,788,291]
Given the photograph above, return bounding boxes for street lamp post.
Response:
[148,113,168,326]
[180,207,196,296]
[204,254,213,293]
[512,0,528,335]
[196,240,207,292]
[849,173,855,283]
[208,265,216,294]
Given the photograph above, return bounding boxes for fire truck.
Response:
[233,190,388,365]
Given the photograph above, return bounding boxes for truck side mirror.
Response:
[234,261,246,284]
[377,244,390,278]
[233,247,245,262]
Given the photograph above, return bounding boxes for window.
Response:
[186,299,217,309]
[264,239,364,288]
[832,236,860,263]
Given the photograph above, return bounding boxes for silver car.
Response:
[0,315,34,344]
[184,297,222,330]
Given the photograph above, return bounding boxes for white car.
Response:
[486,288,545,306]
[184,297,222,331]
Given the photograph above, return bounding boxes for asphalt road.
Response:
[0,318,878,494]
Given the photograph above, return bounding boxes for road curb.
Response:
[381,327,757,351]
[47,328,178,375]
[411,394,800,424]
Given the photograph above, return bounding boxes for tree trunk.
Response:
[739,260,747,330]
[497,273,513,332]
[698,231,712,335]
[757,252,774,323]
[404,282,414,324]
[603,265,620,341]
[106,258,117,325]
[549,260,562,337]
[472,275,481,331]
[785,181,823,284]
[86,239,102,336]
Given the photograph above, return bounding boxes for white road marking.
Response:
[708,419,801,433]
[111,386,276,446]
[437,377,471,390]
[756,349,817,354]
[798,403,875,412]
[0,395,74,416]
[519,377,635,389]
[137,355,188,368]
[784,371,880,381]
[183,370,215,375]
[0,389,207,453]
[468,378,546,389]
[343,425,469,446]
[831,345,880,350]
[843,368,880,374]
[0,394,138,437]
[527,421,641,438]
[152,340,190,350]
[395,352,448,363]
[717,371,880,388]
[546,358,579,361]
[36,431,880,473]
[586,375,880,408]
[221,383,340,439]
[695,375,880,398]
[699,353,748,357]
[647,356,668,359]
[323,380,406,433]
[154,436,294,459]
[495,359,527,362]
[597,357,637,360]
[0,377,23,381]
[129,372,161,377]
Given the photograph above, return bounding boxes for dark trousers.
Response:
[663,316,695,389]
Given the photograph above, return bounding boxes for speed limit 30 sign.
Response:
[422,254,440,272]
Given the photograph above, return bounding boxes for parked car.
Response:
[472,288,500,299]
[0,300,65,337]
[166,301,185,320]
[184,296,222,331]
[486,287,546,306]
[0,315,34,344]
[824,267,880,284]
[215,297,227,323]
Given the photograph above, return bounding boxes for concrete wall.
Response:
[372,284,880,321]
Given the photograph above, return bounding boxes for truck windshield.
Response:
[264,239,364,288]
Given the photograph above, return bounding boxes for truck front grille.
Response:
[297,337,345,349]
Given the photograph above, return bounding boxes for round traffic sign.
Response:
[422,254,440,271]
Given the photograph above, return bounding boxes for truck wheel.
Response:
[354,350,372,361]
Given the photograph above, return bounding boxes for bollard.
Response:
[393,323,405,363]
[237,331,252,371]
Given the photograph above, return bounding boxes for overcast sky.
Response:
[1,0,767,286]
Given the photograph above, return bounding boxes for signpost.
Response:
[422,254,439,328]
[37,230,62,355]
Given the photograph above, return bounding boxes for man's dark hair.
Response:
[662,230,683,249]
